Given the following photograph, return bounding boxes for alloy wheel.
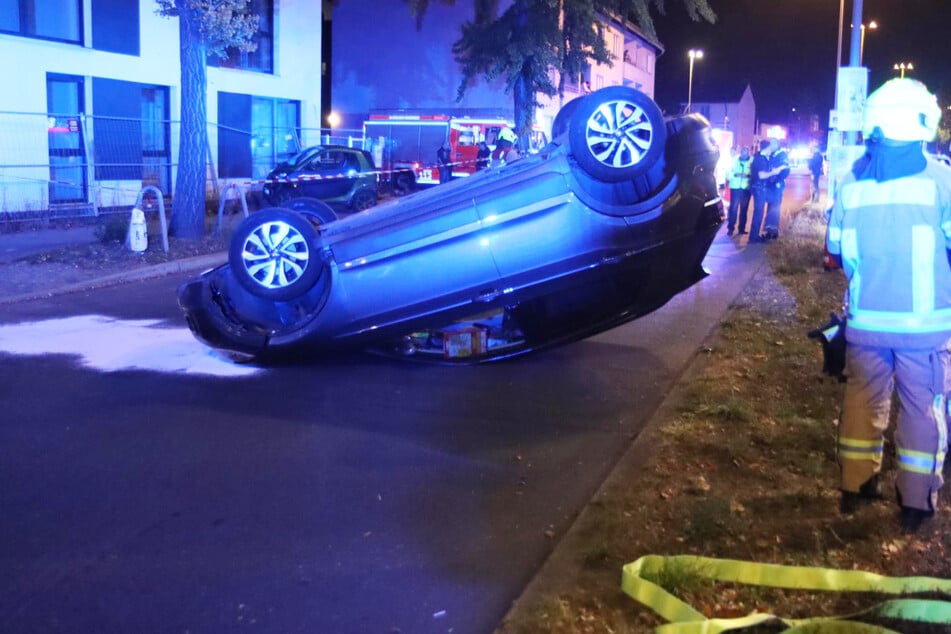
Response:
[240,220,310,291]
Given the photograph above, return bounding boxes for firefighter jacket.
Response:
[726,156,751,190]
[826,157,951,349]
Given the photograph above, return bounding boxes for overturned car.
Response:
[179,86,724,363]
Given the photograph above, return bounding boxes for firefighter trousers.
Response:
[838,343,951,511]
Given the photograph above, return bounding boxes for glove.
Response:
[807,312,847,382]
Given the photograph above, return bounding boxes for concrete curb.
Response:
[0,252,227,306]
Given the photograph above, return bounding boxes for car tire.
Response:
[393,170,415,194]
[550,94,587,141]
[229,208,324,302]
[350,188,377,211]
[268,187,295,206]
[283,197,339,225]
[567,86,666,182]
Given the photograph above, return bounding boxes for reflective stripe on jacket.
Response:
[826,158,951,348]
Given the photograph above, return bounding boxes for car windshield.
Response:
[284,147,324,170]
[312,150,359,171]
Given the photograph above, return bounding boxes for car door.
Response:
[298,149,356,201]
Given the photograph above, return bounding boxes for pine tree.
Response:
[409,0,716,150]
[156,1,258,240]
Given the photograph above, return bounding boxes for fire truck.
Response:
[363,113,515,189]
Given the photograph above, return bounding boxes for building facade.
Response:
[329,2,662,145]
[687,83,757,152]
[0,0,322,215]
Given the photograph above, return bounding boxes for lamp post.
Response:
[686,49,703,113]
[893,62,913,78]
[859,20,877,65]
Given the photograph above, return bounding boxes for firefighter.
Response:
[437,141,452,184]
[826,78,951,533]
[491,127,519,166]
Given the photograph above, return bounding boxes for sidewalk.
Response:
[0,224,100,264]
[0,223,226,305]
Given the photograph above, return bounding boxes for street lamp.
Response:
[859,20,877,65]
[686,49,703,113]
[893,62,914,78]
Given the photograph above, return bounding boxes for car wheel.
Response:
[568,86,666,182]
[229,208,323,301]
[268,187,294,206]
[550,95,587,141]
[393,170,414,193]
[283,197,339,225]
[350,188,377,211]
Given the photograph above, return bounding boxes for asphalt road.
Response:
[0,179,796,632]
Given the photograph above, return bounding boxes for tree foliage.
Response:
[156,1,258,239]
[407,0,716,149]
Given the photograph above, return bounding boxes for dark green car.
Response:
[262,145,378,212]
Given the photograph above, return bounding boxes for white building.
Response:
[0,0,322,216]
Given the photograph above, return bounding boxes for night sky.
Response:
[651,0,951,128]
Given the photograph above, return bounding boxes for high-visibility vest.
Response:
[727,157,751,190]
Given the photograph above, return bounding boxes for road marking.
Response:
[0,315,261,377]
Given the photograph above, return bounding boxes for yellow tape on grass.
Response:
[621,554,951,633]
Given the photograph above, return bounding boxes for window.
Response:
[314,149,356,171]
[1,0,82,43]
[92,0,139,55]
[91,78,171,193]
[218,92,301,178]
[212,0,273,73]
[47,73,86,202]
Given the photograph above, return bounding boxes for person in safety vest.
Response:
[826,78,951,533]
[726,147,752,236]
[491,127,520,166]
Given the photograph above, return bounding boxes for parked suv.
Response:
[262,145,378,211]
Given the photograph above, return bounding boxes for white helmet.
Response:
[863,78,941,142]
[498,127,517,144]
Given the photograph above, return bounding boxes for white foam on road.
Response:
[0,315,261,377]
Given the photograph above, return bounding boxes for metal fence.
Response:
[0,111,365,218]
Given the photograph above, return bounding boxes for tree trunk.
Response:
[171,10,209,240]
[513,71,535,154]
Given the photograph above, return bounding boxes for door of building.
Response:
[46,74,87,203]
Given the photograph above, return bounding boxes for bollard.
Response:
[128,207,148,253]
[133,186,169,253]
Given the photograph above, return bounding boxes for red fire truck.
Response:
[363,113,515,189]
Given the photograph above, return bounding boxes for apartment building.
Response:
[0,0,322,215]
[330,2,663,141]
